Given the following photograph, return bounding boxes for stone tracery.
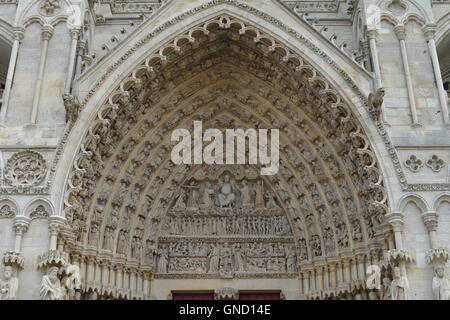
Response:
[60,14,390,299]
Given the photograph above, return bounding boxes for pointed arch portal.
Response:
[55,8,393,300]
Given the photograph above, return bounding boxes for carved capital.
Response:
[69,28,80,41]
[421,211,439,232]
[13,216,30,235]
[48,216,66,236]
[386,212,404,232]
[393,25,406,40]
[41,25,54,41]
[422,24,437,41]
[13,27,25,42]
[365,28,379,40]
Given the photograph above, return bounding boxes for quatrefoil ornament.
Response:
[404,155,423,172]
[426,155,445,172]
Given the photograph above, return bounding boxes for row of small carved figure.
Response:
[156,242,297,274]
[404,155,446,173]
[162,215,292,236]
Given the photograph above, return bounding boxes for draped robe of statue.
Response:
[208,245,220,273]
[432,265,450,300]
[390,268,409,300]
[239,180,252,209]
[217,175,235,208]
[0,267,19,300]
[40,267,63,300]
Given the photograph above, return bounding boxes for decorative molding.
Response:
[2,251,25,269]
[426,155,445,173]
[426,248,449,265]
[37,250,70,269]
[404,155,423,173]
[282,1,340,13]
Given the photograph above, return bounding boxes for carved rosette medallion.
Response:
[4,151,47,187]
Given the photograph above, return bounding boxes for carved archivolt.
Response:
[4,151,47,187]
[61,14,390,299]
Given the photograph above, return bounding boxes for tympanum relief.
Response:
[155,169,298,279]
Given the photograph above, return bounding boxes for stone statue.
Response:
[285,246,297,272]
[381,276,392,300]
[186,181,200,210]
[62,93,81,123]
[208,244,220,273]
[367,87,385,120]
[217,174,235,208]
[60,264,81,300]
[199,182,215,209]
[239,179,252,209]
[233,244,245,272]
[40,266,63,300]
[0,266,19,300]
[390,267,409,300]
[173,188,186,209]
[432,264,450,300]
[157,246,169,273]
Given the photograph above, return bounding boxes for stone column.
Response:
[48,216,65,251]
[302,270,310,295]
[423,25,450,126]
[12,217,30,253]
[316,267,323,291]
[101,261,109,286]
[143,271,151,299]
[342,259,351,283]
[75,40,86,75]
[31,24,54,124]
[394,25,420,127]
[329,264,337,288]
[356,254,366,281]
[0,27,25,124]
[64,28,80,94]
[387,212,407,276]
[323,265,329,290]
[422,211,439,249]
[366,28,383,90]
[336,262,343,286]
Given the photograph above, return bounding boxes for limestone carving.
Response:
[432,264,450,300]
[390,267,409,300]
[426,155,445,172]
[40,266,63,300]
[0,204,15,219]
[63,94,81,123]
[4,151,47,187]
[0,266,19,300]
[405,155,423,172]
[30,205,49,220]
[39,0,61,16]
[367,88,385,121]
